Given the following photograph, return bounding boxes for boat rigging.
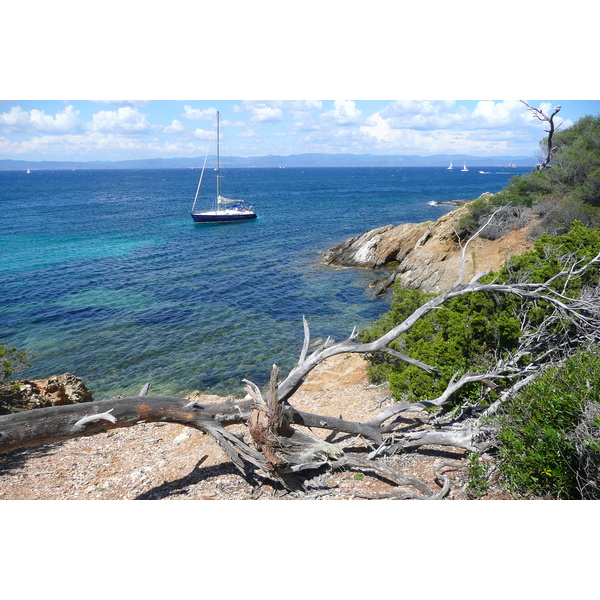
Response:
[190,111,257,223]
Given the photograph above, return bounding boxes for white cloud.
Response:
[0,136,23,154]
[193,128,214,140]
[239,100,321,123]
[358,112,517,155]
[377,101,464,129]
[0,105,82,134]
[471,100,525,126]
[2,99,576,161]
[0,129,211,160]
[374,100,537,132]
[352,99,566,155]
[269,100,323,118]
[92,100,150,108]
[274,100,322,112]
[164,119,185,134]
[182,106,217,120]
[244,102,284,123]
[382,100,455,117]
[322,100,363,125]
[0,131,113,157]
[88,107,151,133]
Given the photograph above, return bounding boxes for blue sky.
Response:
[1,100,598,162]
[3,3,597,163]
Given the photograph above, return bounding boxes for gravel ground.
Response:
[0,355,511,500]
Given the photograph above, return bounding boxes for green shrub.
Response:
[360,284,522,402]
[359,222,600,405]
[0,341,32,382]
[467,452,490,499]
[535,197,600,235]
[459,113,600,236]
[497,347,600,499]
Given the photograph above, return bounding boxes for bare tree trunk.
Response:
[0,395,250,454]
[520,100,562,170]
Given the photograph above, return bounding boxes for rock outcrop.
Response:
[0,373,94,415]
[323,203,535,294]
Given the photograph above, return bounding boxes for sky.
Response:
[2,2,598,163]
[1,99,598,163]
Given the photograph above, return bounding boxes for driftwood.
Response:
[1,233,599,497]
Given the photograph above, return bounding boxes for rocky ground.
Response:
[0,354,512,500]
[323,201,534,293]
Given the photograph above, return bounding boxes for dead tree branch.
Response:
[276,249,600,407]
[1,237,598,497]
[520,100,562,170]
[0,395,252,454]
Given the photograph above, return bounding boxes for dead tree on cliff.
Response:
[520,100,562,171]
[1,239,599,498]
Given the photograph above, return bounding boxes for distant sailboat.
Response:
[190,111,257,223]
[26,168,31,174]
[447,161,453,170]
[461,162,469,172]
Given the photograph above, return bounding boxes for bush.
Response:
[459,112,600,237]
[359,221,600,405]
[0,341,32,382]
[359,283,522,403]
[496,347,600,499]
[535,197,600,236]
[0,341,34,415]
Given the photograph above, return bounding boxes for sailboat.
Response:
[447,161,453,170]
[190,111,257,223]
[461,162,469,172]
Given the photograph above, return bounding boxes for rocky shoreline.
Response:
[323,202,535,294]
[0,373,94,415]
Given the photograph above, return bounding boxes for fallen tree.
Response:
[2,227,600,498]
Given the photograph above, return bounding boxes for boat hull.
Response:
[191,211,257,223]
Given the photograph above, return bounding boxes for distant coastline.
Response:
[0,153,536,171]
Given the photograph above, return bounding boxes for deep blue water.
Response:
[0,165,529,398]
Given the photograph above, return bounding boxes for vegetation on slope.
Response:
[497,347,600,499]
[360,111,600,498]
[360,222,600,404]
[458,113,600,240]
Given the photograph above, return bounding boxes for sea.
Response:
[0,165,530,399]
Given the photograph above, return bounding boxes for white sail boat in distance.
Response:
[190,111,257,224]
[447,161,453,170]
[461,162,469,172]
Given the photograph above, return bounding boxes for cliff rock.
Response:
[323,203,534,293]
[0,373,94,414]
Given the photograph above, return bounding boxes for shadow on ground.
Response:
[135,456,271,500]
[0,443,65,477]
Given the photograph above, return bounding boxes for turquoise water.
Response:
[0,166,529,398]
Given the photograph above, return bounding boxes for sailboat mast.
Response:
[216,110,221,210]
[191,113,217,214]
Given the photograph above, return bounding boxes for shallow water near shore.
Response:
[0,166,529,398]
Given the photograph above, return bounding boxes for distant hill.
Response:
[0,153,537,171]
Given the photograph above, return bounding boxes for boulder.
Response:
[324,204,535,293]
[0,373,94,414]
[323,224,422,269]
